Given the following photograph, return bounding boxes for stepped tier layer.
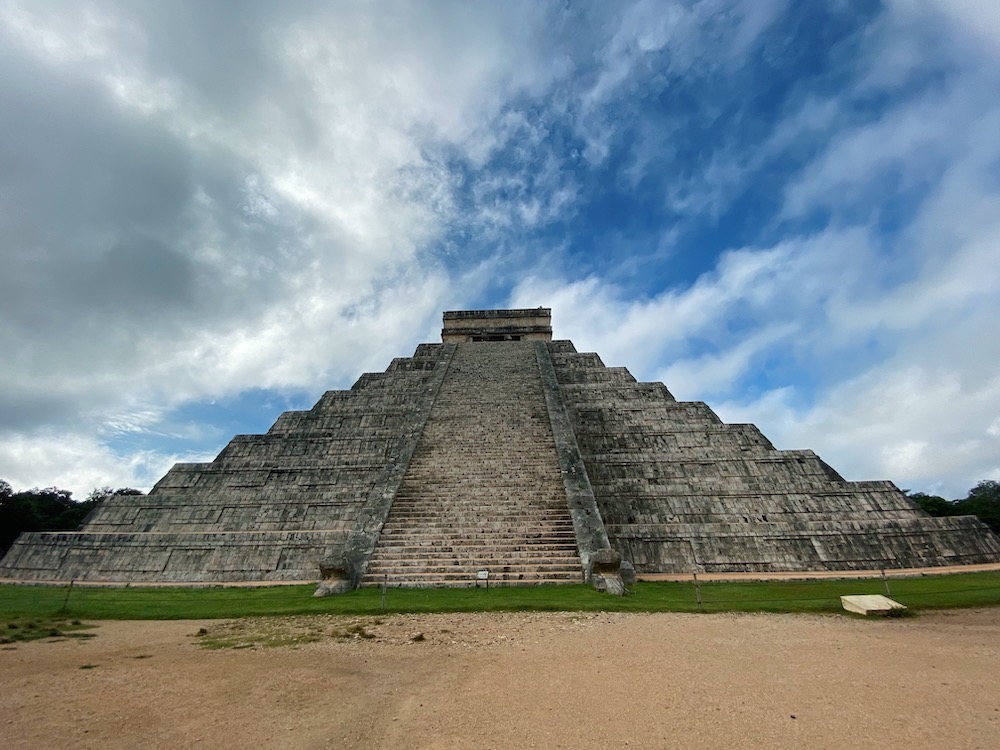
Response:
[2,308,999,587]
[547,340,1000,572]
[0,343,451,584]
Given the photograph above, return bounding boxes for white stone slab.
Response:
[841,594,906,615]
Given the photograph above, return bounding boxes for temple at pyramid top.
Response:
[2,307,999,591]
[441,307,553,342]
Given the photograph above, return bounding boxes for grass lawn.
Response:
[1,571,999,621]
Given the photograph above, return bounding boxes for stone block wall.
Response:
[441,308,553,342]
[0,344,450,583]
[547,340,1000,573]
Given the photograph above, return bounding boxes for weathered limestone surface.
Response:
[361,341,582,587]
[547,340,1000,573]
[533,342,616,580]
[442,307,553,342]
[2,308,999,587]
[0,343,450,583]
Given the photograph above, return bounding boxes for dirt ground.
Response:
[2,609,999,750]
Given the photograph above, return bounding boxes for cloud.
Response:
[656,322,797,398]
[0,1,560,384]
[0,430,203,499]
[898,0,1000,59]
[575,0,788,165]
[509,237,805,378]
[514,186,1000,498]
[0,1,997,506]
[716,358,1000,498]
[0,1,549,491]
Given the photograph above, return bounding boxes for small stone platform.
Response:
[841,594,907,615]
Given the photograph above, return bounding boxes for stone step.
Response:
[366,558,582,571]
[382,527,576,548]
[380,515,574,525]
[389,503,568,511]
[375,540,578,551]
[385,513,570,521]
[393,481,563,488]
[374,539,575,547]
[395,481,565,487]
[386,514,568,521]
[372,536,577,547]
[380,499,569,518]
[372,544,578,555]
[389,497,569,505]
[359,577,581,588]
[363,341,579,589]
[386,503,570,512]
[386,501,571,507]
[366,554,581,569]
[376,530,577,540]
[361,569,583,583]
[378,522,575,531]
[376,528,576,538]
[368,547,580,559]
[394,477,564,485]
[361,568,583,587]
[379,521,574,529]
[364,573,583,585]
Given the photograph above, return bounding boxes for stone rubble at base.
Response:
[2,308,999,590]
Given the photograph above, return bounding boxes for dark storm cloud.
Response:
[0,8,327,437]
[70,237,196,309]
[0,10,318,308]
[0,48,189,232]
[135,0,290,111]
[0,392,92,435]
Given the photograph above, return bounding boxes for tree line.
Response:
[0,481,144,555]
[907,480,1000,535]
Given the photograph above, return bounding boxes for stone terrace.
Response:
[0,345,448,583]
[548,340,1000,573]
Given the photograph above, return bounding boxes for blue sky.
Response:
[1,0,998,499]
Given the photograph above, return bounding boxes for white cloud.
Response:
[656,322,797,398]
[780,94,955,221]
[717,360,1000,498]
[515,189,1000,499]
[901,0,1000,58]
[0,0,998,508]
[576,0,787,164]
[0,431,206,497]
[509,238,804,377]
[0,2,573,495]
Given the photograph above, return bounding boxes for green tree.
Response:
[956,480,1000,535]
[0,482,145,555]
[1,484,79,554]
[86,486,144,504]
[907,491,955,517]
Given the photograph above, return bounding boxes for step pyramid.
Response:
[2,308,998,588]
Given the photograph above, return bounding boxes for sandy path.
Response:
[2,609,999,749]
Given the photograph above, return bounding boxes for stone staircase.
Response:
[362,341,582,587]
